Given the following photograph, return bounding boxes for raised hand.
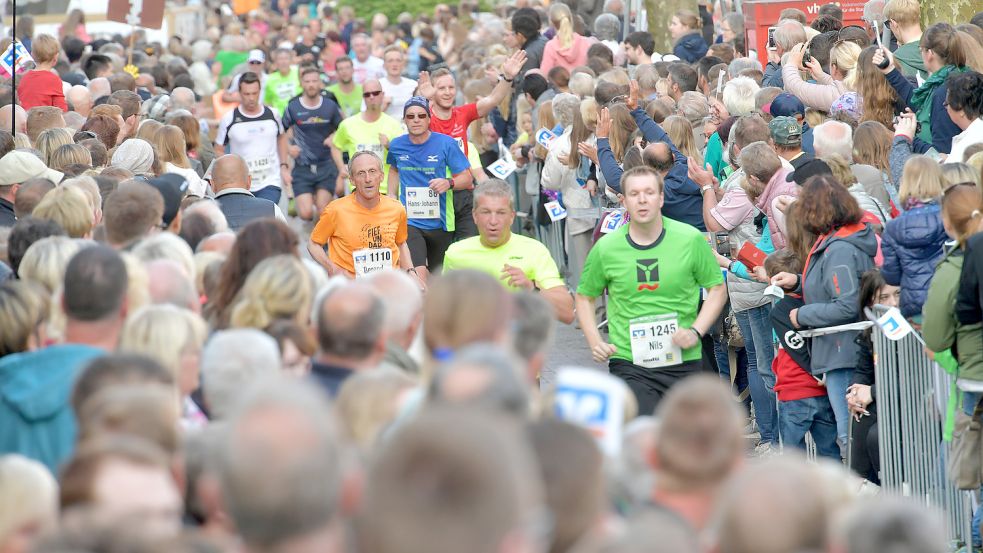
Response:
[595,107,612,139]
[501,50,528,80]
[627,80,640,111]
[417,71,435,98]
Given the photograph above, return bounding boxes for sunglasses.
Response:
[363,90,383,98]
[405,113,430,120]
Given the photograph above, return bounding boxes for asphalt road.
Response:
[541,320,605,388]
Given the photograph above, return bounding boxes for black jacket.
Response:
[0,197,15,228]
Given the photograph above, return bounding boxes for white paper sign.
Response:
[763,284,785,299]
[536,127,558,149]
[554,367,628,457]
[599,210,626,234]
[405,187,440,219]
[488,158,517,179]
[544,200,567,222]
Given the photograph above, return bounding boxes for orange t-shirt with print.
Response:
[310,194,408,276]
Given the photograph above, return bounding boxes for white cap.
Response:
[248,49,266,63]
[0,151,63,185]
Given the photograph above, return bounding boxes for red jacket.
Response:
[18,70,68,111]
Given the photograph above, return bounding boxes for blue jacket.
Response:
[0,344,104,474]
[674,33,708,64]
[882,202,947,318]
[597,109,705,230]
[885,67,960,154]
[796,224,878,374]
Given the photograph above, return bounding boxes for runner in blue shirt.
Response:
[387,96,472,280]
[282,66,344,222]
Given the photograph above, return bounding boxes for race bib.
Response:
[405,187,440,219]
[353,247,392,278]
[246,155,275,183]
[356,143,385,157]
[629,313,682,369]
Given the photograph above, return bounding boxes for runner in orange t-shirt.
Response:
[307,151,420,282]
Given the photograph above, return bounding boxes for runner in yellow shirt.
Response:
[328,78,403,195]
[443,179,574,323]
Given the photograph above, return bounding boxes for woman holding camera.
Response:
[874,23,983,154]
[782,39,861,112]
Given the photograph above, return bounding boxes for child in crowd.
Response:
[18,34,68,111]
[766,248,840,460]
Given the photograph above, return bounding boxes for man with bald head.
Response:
[210,154,286,231]
[67,86,94,117]
[0,105,27,135]
[88,77,111,103]
[196,231,236,255]
[369,269,424,374]
[146,258,200,313]
[310,282,387,396]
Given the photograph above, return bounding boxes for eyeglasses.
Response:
[363,90,383,98]
[75,130,97,140]
[249,60,264,65]
[405,113,429,120]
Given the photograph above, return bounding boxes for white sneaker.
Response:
[751,441,777,458]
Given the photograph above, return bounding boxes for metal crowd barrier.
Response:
[872,326,974,546]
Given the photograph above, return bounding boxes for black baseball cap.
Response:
[147,173,189,226]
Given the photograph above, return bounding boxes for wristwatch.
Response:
[498,73,514,83]
[701,184,713,195]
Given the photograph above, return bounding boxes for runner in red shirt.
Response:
[416,50,526,239]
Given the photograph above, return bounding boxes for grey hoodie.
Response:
[796,223,878,375]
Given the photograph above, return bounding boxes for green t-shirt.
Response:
[333,112,405,194]
[328,83,364,118]
[215,50,248,79]
[577,218,724,364]
[264,68,301,115]
[443,234,566,291]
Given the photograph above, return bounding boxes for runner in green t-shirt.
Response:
[327,57,364,118]
[443,179,574,323]
[329,78,403,195]
[263,49,302,115]
[576,165,727,415]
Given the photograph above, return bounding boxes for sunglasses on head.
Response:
[405,113,429,120]
[363,90,383,98]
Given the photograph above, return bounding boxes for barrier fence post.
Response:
[872,326,973,546]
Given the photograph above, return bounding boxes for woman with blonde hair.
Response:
[35,128,73,166]
[941,162,981,187]
[881,155,949,318]
[136,119,163,143]
[119,304,208,427]
[0,281,49,358]
[229,255,313,331]
[663,115,704,167]
[335,368,417,450]
[783,40,862,111]
[17,236,85,295]
[48,143,92,173]
[32,186,94,239]
[168,114,205,177]
[540,3,592,74]
[153,125,206,197]
[669,10,708,63]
